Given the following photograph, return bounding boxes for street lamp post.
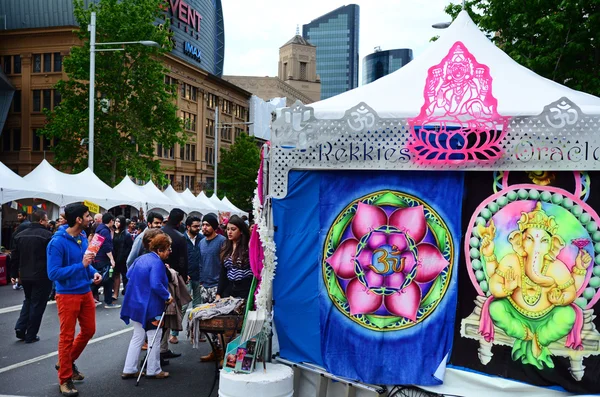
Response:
[87,11,159,172]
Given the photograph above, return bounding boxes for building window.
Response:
[220,127,231,142]
[43,89,52,111]
[12,90,21,113]
[156,143,163,157]
[3,56,11,74]
[300,62,307,80]
[184,175,191,189]
[43,53,52,72]
[181,111,197,131]
[2,128,10,151]
[14,55,21,74]
[235,127,243,139]
[1,128,20,152]
[205,146,214,165]
[53,89,62,108]
[32,131,40,151]
[183,143,196,161]
[164,75,178,93]
[54,53,62,72]
[222,100,232,114]
[206,93,217,109]
[33,90,41,112]
[180,83,197,101]
[33,54,41,73]
[206,119,214,137]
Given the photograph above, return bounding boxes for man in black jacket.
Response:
[9,210,31,290]
[10,210,53,343]
[160,208,188,359]
[162,208,188,280]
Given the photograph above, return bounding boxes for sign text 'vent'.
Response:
[169,0,203,32]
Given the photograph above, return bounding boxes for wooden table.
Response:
[196,314,243,397]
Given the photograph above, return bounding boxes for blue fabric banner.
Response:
[273,170,464,385]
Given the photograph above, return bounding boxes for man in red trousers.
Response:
[47,203,102,397]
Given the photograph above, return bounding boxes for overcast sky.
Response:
[220,0,456,82]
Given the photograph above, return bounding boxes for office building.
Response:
[303,4,360,100]
[0,0,250,193]
[363,48,413,85]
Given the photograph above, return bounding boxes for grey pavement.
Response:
[0,284,219,397]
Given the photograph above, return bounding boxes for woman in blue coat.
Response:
[120,230,172,379]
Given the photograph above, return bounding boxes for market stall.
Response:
[251,10,600,397]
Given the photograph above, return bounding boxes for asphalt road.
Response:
[0,283,219,397]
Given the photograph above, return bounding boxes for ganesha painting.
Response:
[322,190,453,331]
[461,172,600,380]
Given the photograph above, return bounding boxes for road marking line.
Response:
[0,301,57,315]
[0,327,133,374]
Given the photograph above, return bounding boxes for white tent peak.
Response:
[309,10,600,119]
[221,196,248,217]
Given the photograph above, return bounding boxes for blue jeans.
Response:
[92,262,114,304]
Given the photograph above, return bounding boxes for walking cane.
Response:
[136,304,167,386]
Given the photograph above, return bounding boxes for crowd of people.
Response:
[7,204,254,397]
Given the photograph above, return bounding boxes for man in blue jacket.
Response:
[47,203,102,397]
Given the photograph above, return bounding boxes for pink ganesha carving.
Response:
[326,202,449,321]
[408,41,509,163]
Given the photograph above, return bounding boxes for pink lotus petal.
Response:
[414,243,449,283]
[385,272,406,289]
[352,202,387,239]
[364,269,385,288]
[384,282,422,321]
[326,239,359,279]
[367,231,388,250]
[346,278,383,315]
[389,206,427,244]
[356,247,373,271]
[388,233,409,252]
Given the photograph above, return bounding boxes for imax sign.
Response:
[184,41,202,62]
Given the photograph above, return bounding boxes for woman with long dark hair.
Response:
[112,216,133,300]
[215,215,253,300]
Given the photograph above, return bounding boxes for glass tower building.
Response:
[362,49,413,85]
[303,5,360,100]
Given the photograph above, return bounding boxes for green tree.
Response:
[40,0,183,186]
[217,133,261,210]
[443,1,600,97]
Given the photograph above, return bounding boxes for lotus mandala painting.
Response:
[322,190,454,331]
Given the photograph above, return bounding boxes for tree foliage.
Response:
[40,0,183,186]
[444,0,600,97]
[217,133,261,210]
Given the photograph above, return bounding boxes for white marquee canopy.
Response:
[311,10,600,120]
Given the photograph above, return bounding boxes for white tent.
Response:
[208,193,230,213]
[75,168,141,209]
[221,196,248,217]
[139,181,180,213]
[163,185,192,213]
[0,161,61,205]
[193,192,219,214]
[113,176,147,209]
[22,160,136,209]
[310,10,600,120]
[181,189,218,215]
